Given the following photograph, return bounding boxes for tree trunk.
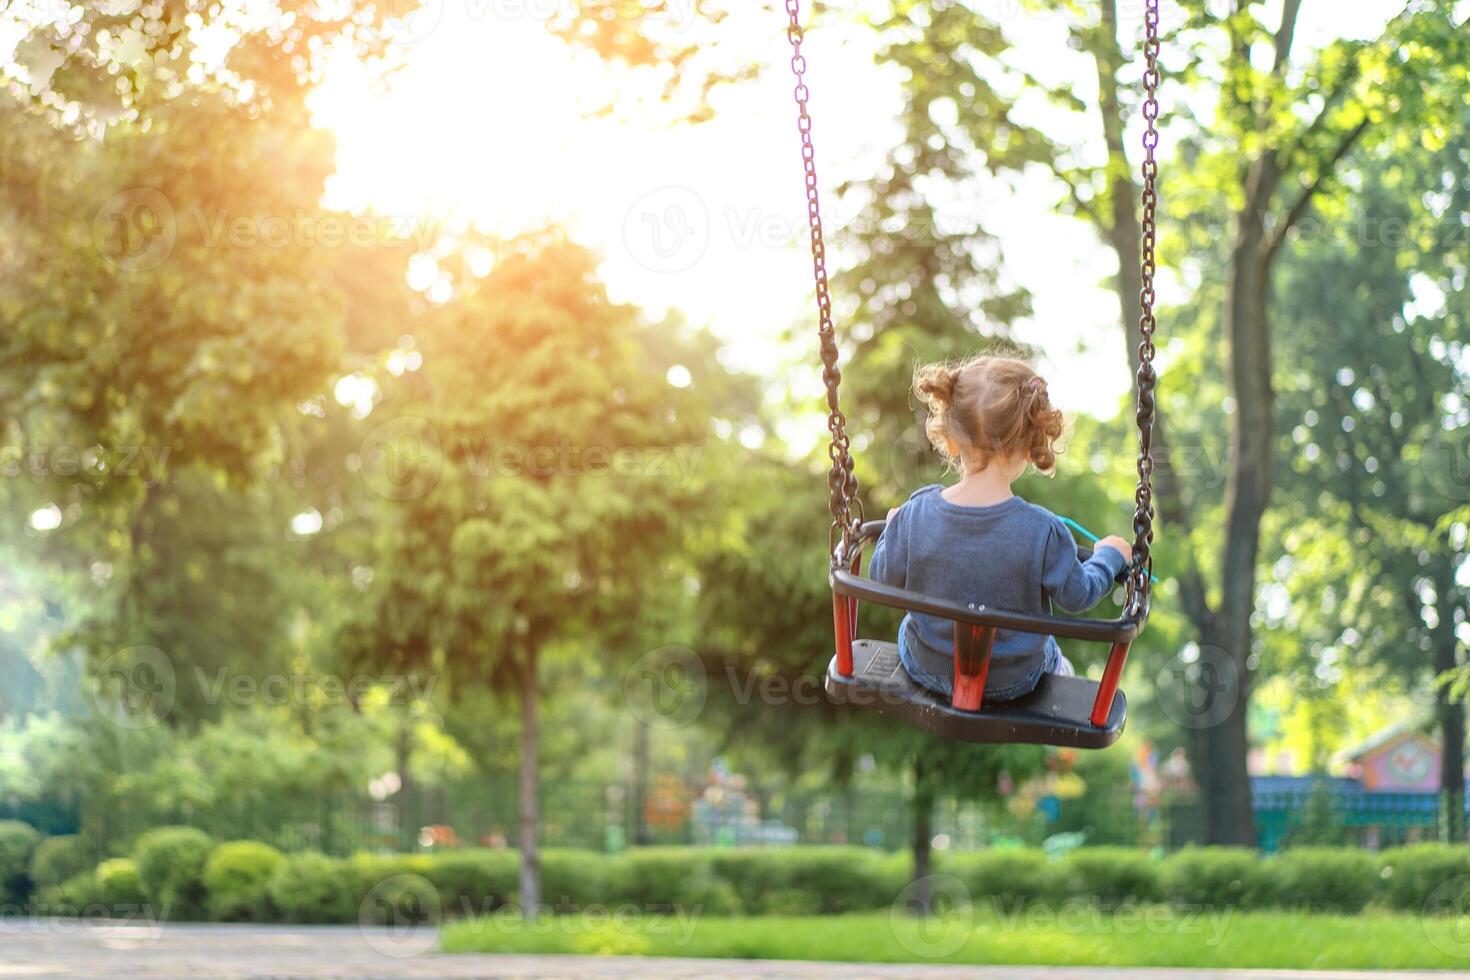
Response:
[1185,191,1279,847]
[396,716,416,852]
[1094,1,1257,844]
[1196,616,1257,845]
[1435,567,1466,843]
[518,644,542,916]
[631,718,650,846]
[909,757,935,915]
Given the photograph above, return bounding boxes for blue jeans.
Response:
[896,616,1073,703]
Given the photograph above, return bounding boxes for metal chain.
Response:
[786,0,863,559]
[1131,0,1162,601]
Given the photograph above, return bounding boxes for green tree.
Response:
[1268,101,1470,837]
[340,232,710,912]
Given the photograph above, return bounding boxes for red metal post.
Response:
[951,624,995,712]
[833,593,854,677]
[1091,640,1132,726]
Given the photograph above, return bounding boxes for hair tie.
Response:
[1026,377,1045,394]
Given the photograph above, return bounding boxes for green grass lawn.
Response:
[440,905,1470,969]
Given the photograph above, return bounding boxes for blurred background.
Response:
[2,0,1470,935]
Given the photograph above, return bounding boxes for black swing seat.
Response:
[825,640,1127,749]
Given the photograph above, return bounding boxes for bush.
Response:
[0,821,42,906]
[540,849,611,910]
[704,848,897,915]
[357,868,442,928]
[1378,844,1470,912]
[942,848,1063,908]
[267,852,356,924]
[611,848,739,915]
[1269,847,1377,913]
[30,835,91,892]
[1162,847,1269,908]
[1062,847,1162,904]
[97,858,149,912]
[348,852,437,922]
[424,849,519,918]
[203,841,285,922]
[38,871,104,914]
[133,826,215,920]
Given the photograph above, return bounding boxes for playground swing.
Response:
[784,0,1163,749]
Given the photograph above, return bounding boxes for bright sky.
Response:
[311,1,1408,424]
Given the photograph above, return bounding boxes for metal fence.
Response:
[3,775,1127,857]
[8,774,1456,857]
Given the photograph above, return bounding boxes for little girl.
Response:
[869,355,1132,702]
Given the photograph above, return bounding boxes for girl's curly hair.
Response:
[913,355,1066,474]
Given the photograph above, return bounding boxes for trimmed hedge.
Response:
[97,858,149,911]
[30,835,91,892]
[1378,844,1470,912]
[12,834,1470,923]
[940,848,1063,907]
[268,851,357,924]
[1268,847,1378,913]
[203,841,285,922]
[0,820,42,905]
[134,826,215,921]
[1162,847,1269,909]
[1062,847,1162,904]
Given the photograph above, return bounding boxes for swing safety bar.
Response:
[829,519,1148,727]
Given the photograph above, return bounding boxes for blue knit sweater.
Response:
[868,485,1127,701]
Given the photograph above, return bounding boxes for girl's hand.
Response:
[1097,535,1132,561]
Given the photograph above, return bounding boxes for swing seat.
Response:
[825,520,1147,749]
[825,640,1126,748]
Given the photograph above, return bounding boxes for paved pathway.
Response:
[0,922,1464,979]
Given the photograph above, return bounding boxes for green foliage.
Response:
[203,841,286,922]
[266,852,356,924]
[940,848,1063,908]
[37,871,103,913]
[709,848,900,915]
[541,849,612,910]
[1161,848,1269,908]
[29,835,90,892]
[133,826,215,920]
[1061,847,1162,904]
[0,820,41,904]
[1378,844,1470,913]
[611,848,738,914]
[1268,847,1378,913]
[96,858,148,911]
[423,849,520,917]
